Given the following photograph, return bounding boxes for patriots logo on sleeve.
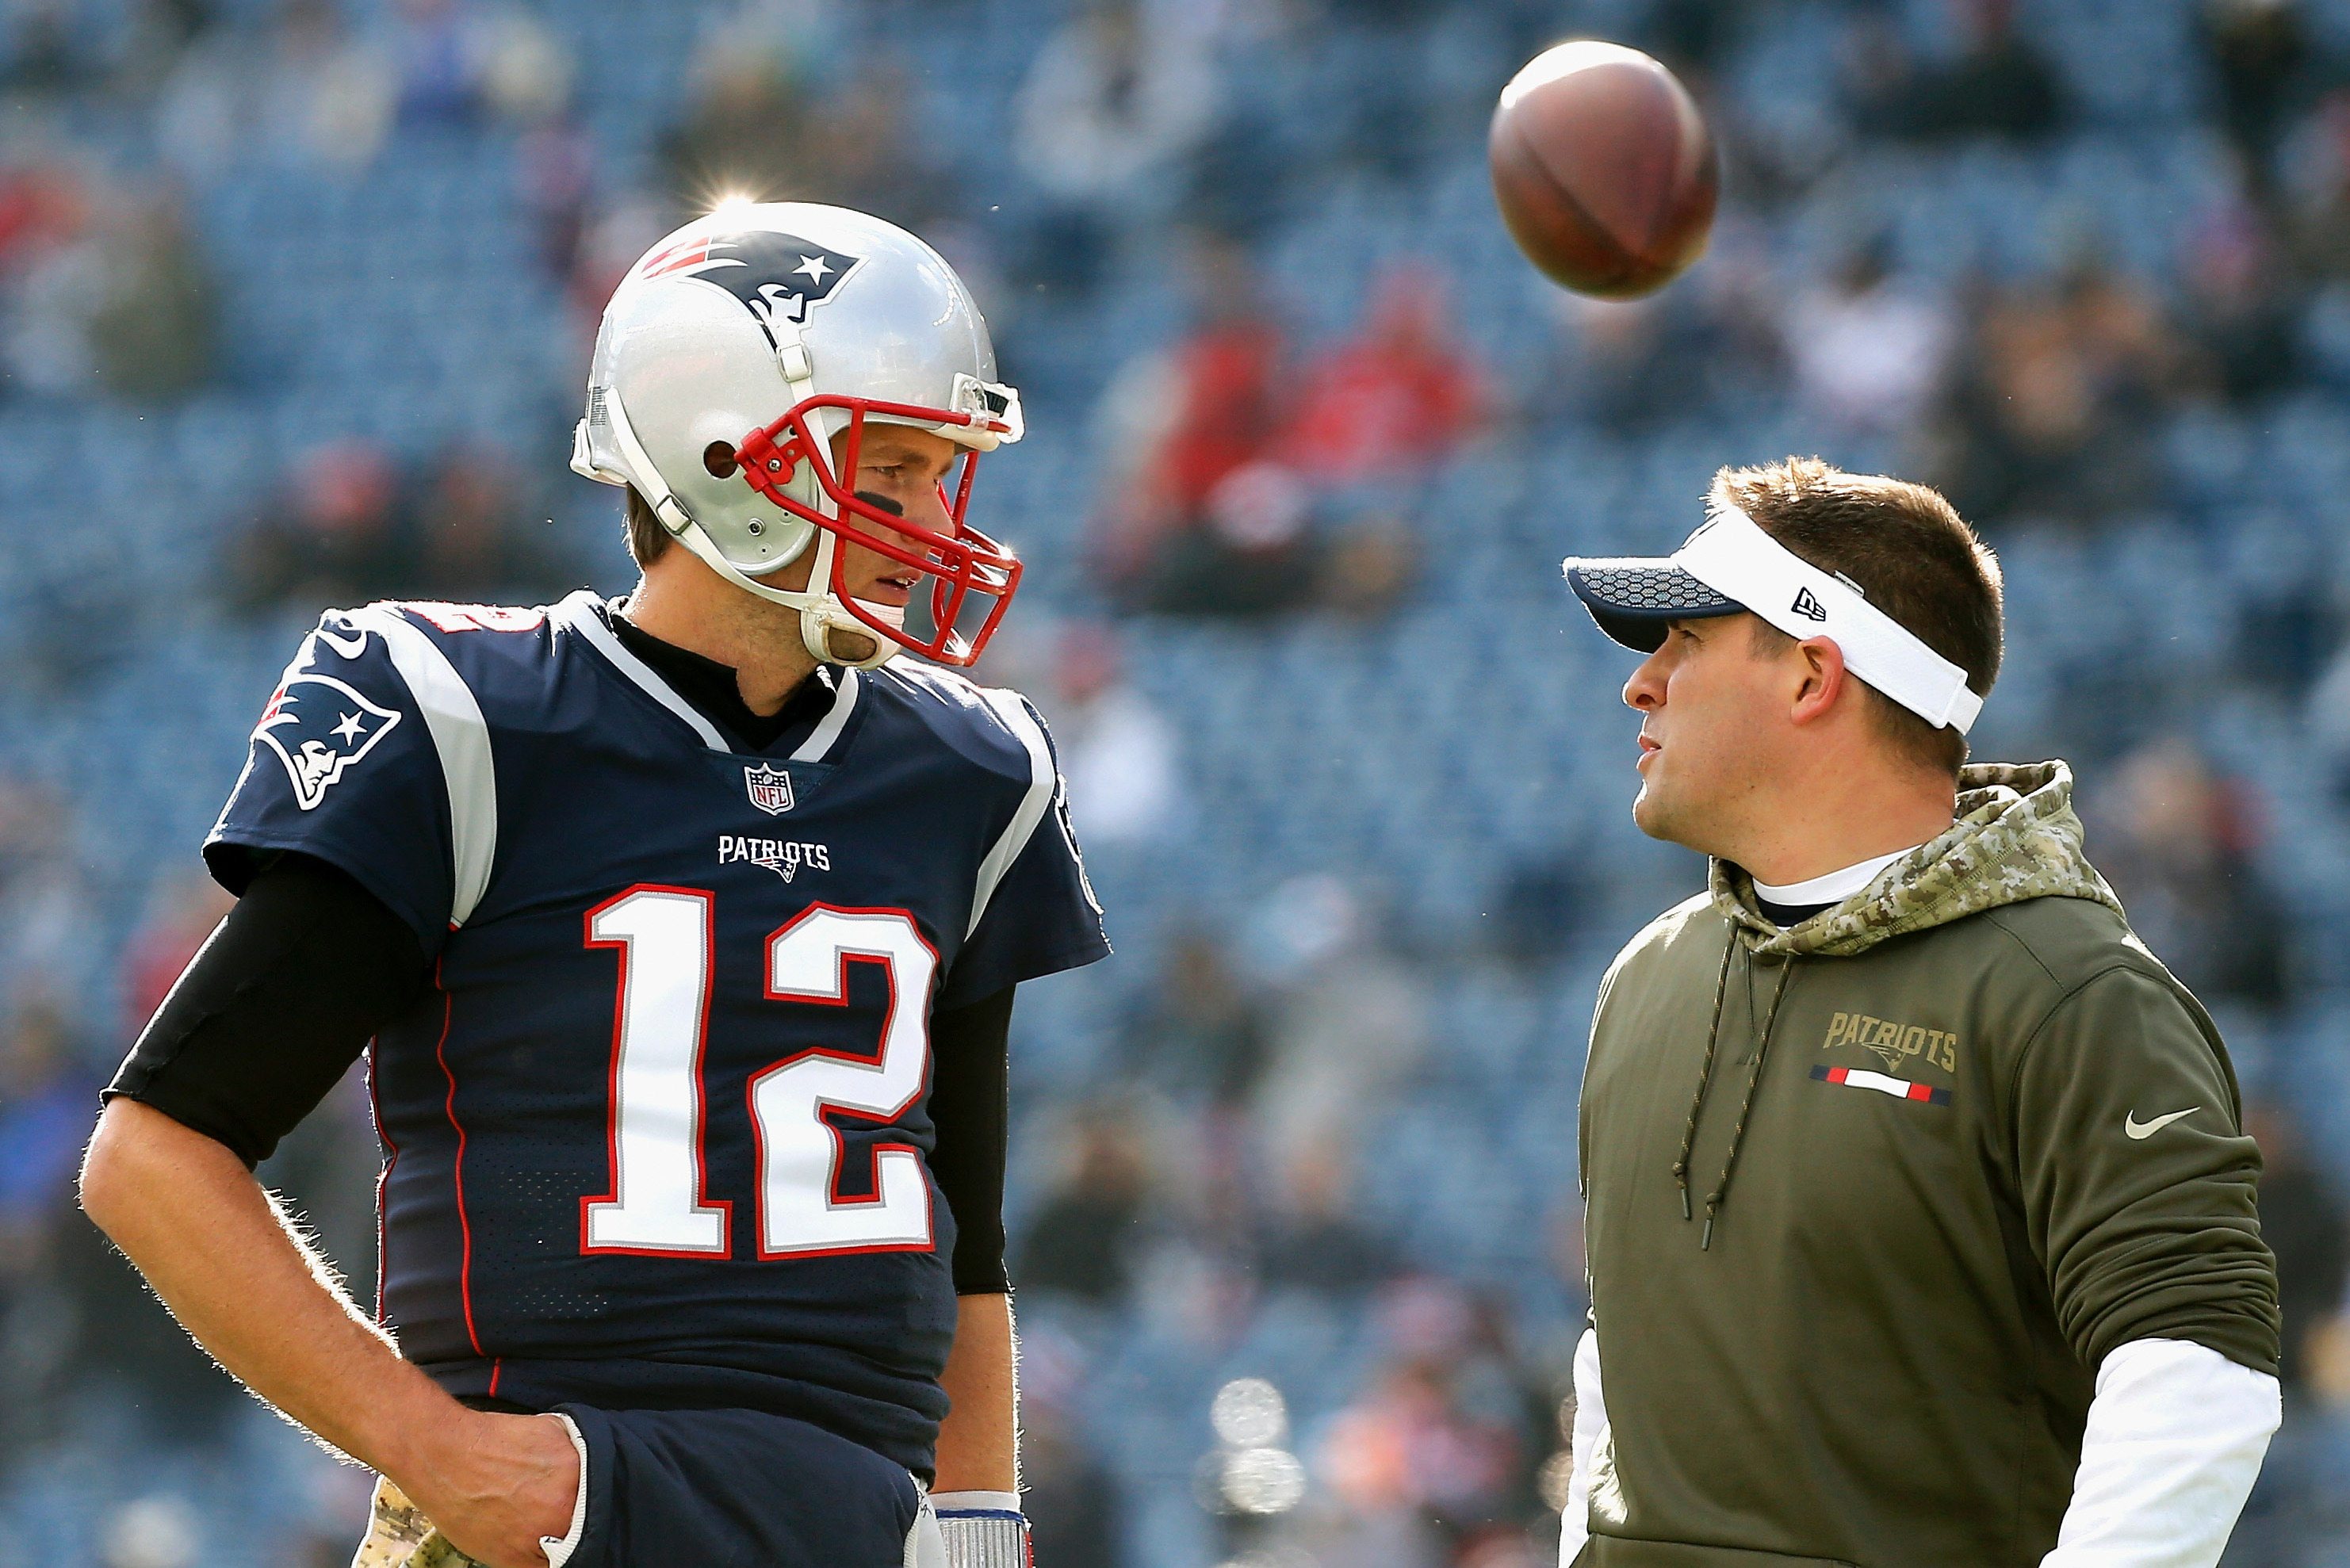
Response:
[255,674,403,810]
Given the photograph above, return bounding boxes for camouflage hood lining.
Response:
[1713,759,2123,958]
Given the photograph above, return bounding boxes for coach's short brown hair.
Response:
[1717,457,2003,777]
[624,486,672,568]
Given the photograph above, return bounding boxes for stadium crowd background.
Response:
[0,0,2347,1562]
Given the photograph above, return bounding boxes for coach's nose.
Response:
[1625,648,1668,712]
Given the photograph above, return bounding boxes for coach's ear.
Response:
[1789,636,1851,727]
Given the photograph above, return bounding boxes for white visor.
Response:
[1563,504,1984,734]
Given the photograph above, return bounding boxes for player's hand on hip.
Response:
[408,1410,583,1568]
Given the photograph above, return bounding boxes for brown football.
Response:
[1489,41,1719,300]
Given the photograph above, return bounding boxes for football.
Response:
[1488,40,1720,300]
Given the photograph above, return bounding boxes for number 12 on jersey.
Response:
[582,888,939,1260]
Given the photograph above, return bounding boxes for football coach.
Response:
[1554,457,2282,1568]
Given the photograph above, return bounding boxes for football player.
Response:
[80,205,1108,1568]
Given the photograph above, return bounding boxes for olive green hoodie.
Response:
[1575,761,2279,1568]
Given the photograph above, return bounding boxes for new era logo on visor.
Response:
[1791,587,1828,621]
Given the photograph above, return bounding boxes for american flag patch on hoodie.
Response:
[1811,1064,1952,1106]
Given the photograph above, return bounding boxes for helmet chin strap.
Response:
[604,382,900,671]
[664,519,901,671]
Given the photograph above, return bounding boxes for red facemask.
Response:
[733,395,1021,667]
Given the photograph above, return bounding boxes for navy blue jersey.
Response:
[206,592,1108,1476]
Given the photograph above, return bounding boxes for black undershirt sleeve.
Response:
[105,853,431,1168]
[928,986,1015,1296]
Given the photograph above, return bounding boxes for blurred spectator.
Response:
[58,1195,243,1441]
[1933,258,2183,521]
[1640,0,1745,81]
[806,55,958,230]
[1311,1281,1533,1564]
[0,0,101,93]
[1095,235,1317,613]
[1317,513,1414,619]
[0,158,106,398]
[1044,623,1181,848]
[1782,239,1955,438]
[1012,1107,1150,1306]
[568,190,672,337]
[1014,0,1218,213]
[2180,203,2302,402]
[0,1004,100,1456]
[156,0,396,175]
[1278,264,1483,484]
[658,1,829,209]
[519,118,596,282]
[111,0,218,103]
[1123,928,1270,1106]
[275,1467,379,1568]
[387,0,570,133]
[1491,854,1600,967]
[230,441,556,614]
[2245,1103,2348,1399]
[2200,0,2317,182]
[228,440,408,614]
[1850,0,2065,144]
[1094,235,1279,546]
[2302,637,2350,790]
[101,1493,202,1568]
[1016,1327,1123,1568]
[1247,876,1427,1158]
[0,154,90,277]
[410,442,543,597]
[1531,224,1785,435]
[2090,736,2293,1012]
[0,779,100,1023]
[1142,457,1322,617]
[85,189,217,400]
[0,1004,95,1276]
[1257,1138,1398,1299]
[119,873,234,1044]
[2287,90,2350,278]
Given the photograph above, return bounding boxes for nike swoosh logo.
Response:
[2125,1107,2200,1139]
[316,627,369,660]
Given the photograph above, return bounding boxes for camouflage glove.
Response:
[350,1479,487,1568]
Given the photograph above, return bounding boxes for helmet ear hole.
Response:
[702,442,740,479]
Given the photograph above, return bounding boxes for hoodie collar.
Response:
[1712,759,2125,958]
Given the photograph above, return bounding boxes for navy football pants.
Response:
[557,1405,923,1568]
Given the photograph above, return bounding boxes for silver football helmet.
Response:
[571,202,1025,667]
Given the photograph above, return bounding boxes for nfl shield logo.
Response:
[744,763,795,816]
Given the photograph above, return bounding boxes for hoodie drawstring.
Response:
[1671,934,1739,1226]
[1701,954,1796,1249]
[1673,930,1800,1250]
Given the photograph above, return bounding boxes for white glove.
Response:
[930,1490,1030,1568]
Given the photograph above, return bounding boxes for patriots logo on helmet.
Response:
[637,231,866,350]
[255,674,402,811]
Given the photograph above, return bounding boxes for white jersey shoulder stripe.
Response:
[341,606,499,928]
[789,667,860,763]
[966,686,1057,939]
[553,591,729,752]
